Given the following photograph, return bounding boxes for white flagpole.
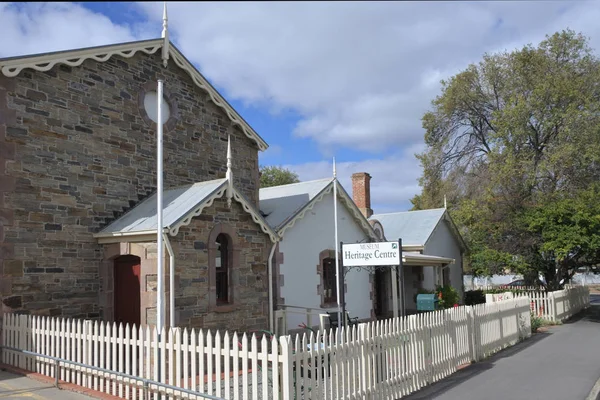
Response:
[156,80,165,333]
[333,158,342,328]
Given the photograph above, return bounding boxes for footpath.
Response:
[404,295,600,400]
[0,369,96,399]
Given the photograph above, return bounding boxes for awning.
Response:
[403,252,455,266]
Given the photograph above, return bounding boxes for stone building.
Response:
[0,25,278,333]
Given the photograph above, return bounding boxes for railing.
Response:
[485,286,590,322]
[3,297,534,400]
[0,346,225,400]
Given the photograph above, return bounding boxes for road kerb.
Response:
[586,374,600,400]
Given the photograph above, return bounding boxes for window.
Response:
[143,91,171,123]
[215,233,230,304]
[322,257,338,304]
[443,268,450,287]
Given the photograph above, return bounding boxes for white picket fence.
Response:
[485,286,590,322]
[2,298,532,400]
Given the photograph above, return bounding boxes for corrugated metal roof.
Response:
[259,178,332,229]
[370,208,446,246]
[99,179,227,234]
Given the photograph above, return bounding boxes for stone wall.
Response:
[0,75,17,333]
[0,50,263,320]
[171,196,271,332]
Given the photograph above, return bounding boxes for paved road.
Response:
[405,299,600,400]
[0,370,93,399]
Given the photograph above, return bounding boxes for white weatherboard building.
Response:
[260,179,378,333]
[260,176,457,333]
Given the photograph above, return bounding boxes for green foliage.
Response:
[531,313,544,333]
[464,290,486,305]
[435,285,460,309]
[412,29,600,287]
[259,165,300,188]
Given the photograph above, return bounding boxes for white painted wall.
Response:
[423,219,464,300]
[278,191,373,331]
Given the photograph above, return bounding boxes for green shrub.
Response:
[435,285,460,309]
[464,290,486,305]
[531,312,544,333]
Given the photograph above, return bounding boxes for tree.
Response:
[259,165,300,188]
[412,30,600,287]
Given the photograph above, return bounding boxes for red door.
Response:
[114,255,141,327]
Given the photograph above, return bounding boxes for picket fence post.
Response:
[549,292,557,322]
[466,306,478,362]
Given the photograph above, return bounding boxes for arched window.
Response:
[208,224,239,310]
[215,233,230,305]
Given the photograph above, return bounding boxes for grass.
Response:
[531,313,563,333]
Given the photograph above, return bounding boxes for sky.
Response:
[1,1,600,213]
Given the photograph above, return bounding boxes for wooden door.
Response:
[114,255,141,327]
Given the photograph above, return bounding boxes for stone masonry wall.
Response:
[0,75,17,334]
[1,50,263,320]
[171,196,271,332]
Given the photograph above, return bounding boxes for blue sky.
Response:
[1,1,599,212]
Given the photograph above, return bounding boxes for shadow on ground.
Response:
[563,301,600,324]
[401,331,552,400]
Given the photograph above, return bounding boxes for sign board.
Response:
[342,241,401,267]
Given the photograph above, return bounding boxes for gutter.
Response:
[93,229,159,239]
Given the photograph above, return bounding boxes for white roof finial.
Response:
[333,157,337,179]
[161,2,170,68]
[226,135,233,208]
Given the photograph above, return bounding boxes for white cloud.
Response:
[137,0,600,153]
[3,1,600,211]
[0,3,148,57]
[283,143,427,213]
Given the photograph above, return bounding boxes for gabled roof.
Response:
[94,178,277,243]
[259,178,379,240]
[370,208,446,246]
[0,38,268,151]
[370,208,467,251]
[259,179,332,230]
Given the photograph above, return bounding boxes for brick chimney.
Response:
[351,172,373,219]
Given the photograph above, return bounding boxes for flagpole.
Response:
[333,158,342,329]
[156,80,165,333]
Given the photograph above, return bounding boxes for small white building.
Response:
[260,178,379,333]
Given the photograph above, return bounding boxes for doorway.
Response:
[114,255,141,327]
[375,268,389,318]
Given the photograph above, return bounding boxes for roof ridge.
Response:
[259,177,332,191]
[371,208,446,217]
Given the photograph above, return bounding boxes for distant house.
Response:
[350,173,467,315]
